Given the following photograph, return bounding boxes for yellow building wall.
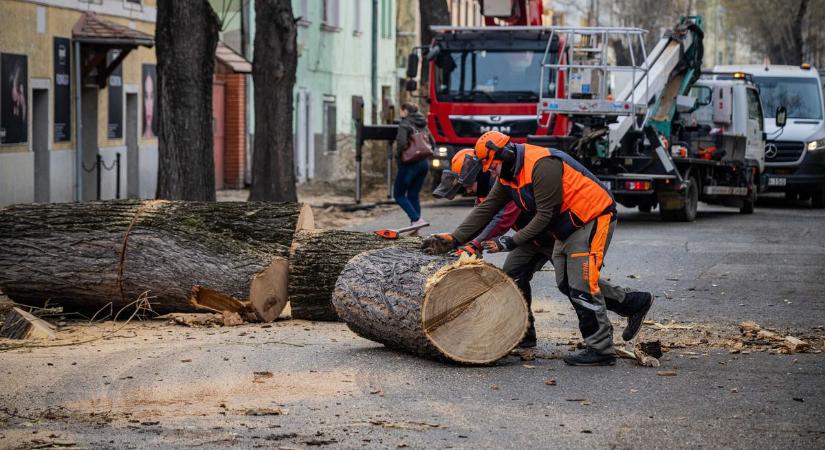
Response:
[0,0,157,154]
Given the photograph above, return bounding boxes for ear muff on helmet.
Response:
[474,130,511,172]
[432,169,462,199]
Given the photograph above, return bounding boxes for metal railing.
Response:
[538,26,651,128]
[82,153,122,200]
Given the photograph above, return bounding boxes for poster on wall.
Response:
[0,53,28,144]
[142,64,157,140]
[54,37,71,142]
[107,50,123,139]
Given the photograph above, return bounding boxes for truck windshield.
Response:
[754,76,823,120]
[434,50,545,103]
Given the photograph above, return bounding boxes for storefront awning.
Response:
[72,12,154,88]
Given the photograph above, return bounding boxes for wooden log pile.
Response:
[0,201,530,364]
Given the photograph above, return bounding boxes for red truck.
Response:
[404,0,568,186]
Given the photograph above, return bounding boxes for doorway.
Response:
[32,88,49,203]
[126,93,139,198]
[212,81,225,190]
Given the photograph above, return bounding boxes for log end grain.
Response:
[0,307,57,340]
[250,257,289,322]
[422,257,528,364]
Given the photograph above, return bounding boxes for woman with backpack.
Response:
[394,102,434,229]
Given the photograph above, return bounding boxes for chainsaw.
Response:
[373,222,430,239]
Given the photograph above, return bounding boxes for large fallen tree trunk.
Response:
[332,248,528,364]
[288,230,420,321]
[0,201,313,320]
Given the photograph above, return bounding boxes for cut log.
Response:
[0,201,313,319]
[0,307,57,340]
[332,248,529,364]
[288,230,420,321]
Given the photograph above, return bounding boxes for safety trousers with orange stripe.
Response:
[552,214,635,355]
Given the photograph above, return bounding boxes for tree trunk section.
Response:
[155,0,220,201]
[288,230,420,321]
[333,248,529,364]
[250,0,299,202]
[0,201,313,319]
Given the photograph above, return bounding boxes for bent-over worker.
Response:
[422,131,654,365]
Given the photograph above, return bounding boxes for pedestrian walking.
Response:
[394,102,433,229]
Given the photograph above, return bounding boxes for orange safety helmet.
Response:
[451,148,475,173]
[474,130,511,172]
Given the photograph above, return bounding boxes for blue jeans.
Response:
[394,159,429,222]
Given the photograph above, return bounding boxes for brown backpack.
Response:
[401,128,434,164]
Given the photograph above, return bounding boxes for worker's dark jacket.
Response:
[453,144,616,244]
[395,112,434,164]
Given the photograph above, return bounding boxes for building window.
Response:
[297,0,310,27]
[323,97,337,152]
[353,0,362,35]
[322,0,340,31]
[124,0,143,12]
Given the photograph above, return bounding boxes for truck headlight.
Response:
[432,159,441,168]
[806,139,825,152]
[437,146,449,157]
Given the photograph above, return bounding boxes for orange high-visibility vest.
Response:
[499,144,615,240]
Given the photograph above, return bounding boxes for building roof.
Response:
[215,42,252,73]
[72,12,154,46]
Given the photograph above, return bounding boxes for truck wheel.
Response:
[660,177,698,222]
[812,186,825,209]
[740,188,756,214]
[638,204,652,213]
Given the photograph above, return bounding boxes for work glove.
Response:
[450,241,483,258]
[481,236,516,253]
[421,233,458,255]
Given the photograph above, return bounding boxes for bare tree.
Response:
[722,0,816,65]
[249,0,298,202]
[155,1,220,200]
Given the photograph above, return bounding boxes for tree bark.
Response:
[288,230,420,321]
[419,0,450,86]
[333,248,529,364]
[155,1,220,200]
[249,0,298,202]
[0,201,313,319]
[791,0,809,65]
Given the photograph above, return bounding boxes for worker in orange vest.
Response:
[422,131,654,365]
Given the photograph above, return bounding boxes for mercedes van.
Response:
[716,64,825,207]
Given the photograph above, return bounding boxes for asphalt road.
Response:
[1,196,824,449]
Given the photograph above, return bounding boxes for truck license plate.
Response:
[768,177,787,187]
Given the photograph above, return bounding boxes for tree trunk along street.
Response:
[249,0,299,202]
[155,0,220,200]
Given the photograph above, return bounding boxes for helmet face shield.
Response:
[432,169,462,199]
[458,155,483,187]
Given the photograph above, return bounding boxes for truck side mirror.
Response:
[405,79,418,92]
[406,53,419,79]
[775,106,788,128]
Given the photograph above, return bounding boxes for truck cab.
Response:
[414,28,567,182]
[715,64,825,207]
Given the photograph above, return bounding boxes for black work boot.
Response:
[622,292,654,342]
[563,348,616,366]
[518,323,537,348]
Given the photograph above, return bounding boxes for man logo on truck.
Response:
[480,125,511,133]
